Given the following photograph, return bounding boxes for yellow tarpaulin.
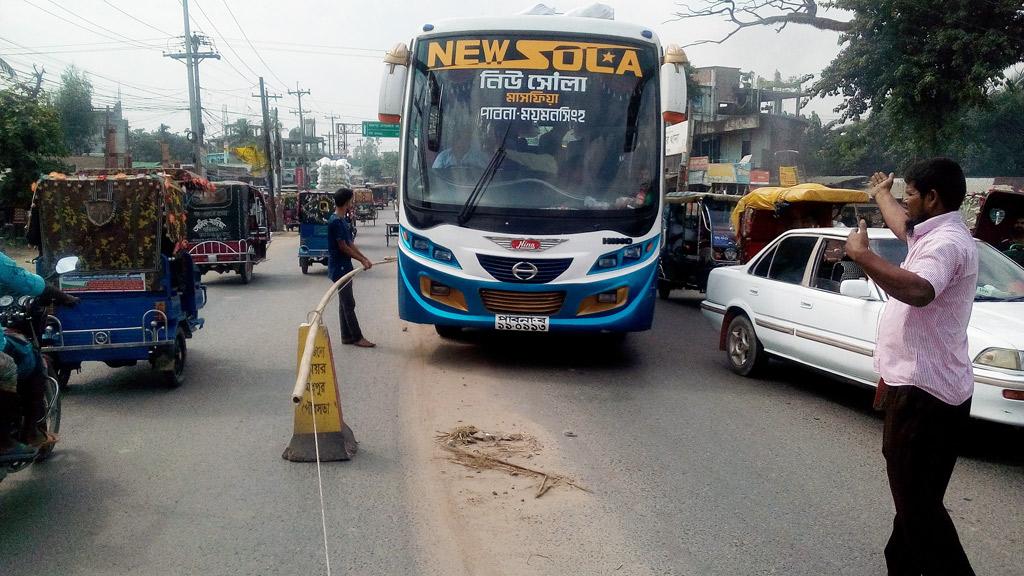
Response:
[730,183,869,231]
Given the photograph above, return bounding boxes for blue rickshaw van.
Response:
[34,172,207,387]
[298,191,335,274]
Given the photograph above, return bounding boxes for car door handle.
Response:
[749,288,759,295]
[800,301,813,309]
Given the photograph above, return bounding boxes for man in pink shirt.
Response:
[846,158,977,576]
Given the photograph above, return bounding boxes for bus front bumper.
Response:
[397,251,656,333]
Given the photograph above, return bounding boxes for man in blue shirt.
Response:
[327,188,375,348]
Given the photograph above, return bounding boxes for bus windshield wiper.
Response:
[457,124,512,226]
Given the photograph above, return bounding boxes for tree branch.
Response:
[671,0,852,47]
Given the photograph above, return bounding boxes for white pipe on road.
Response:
[291,257,396,403]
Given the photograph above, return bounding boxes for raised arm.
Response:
[869,172,909,242]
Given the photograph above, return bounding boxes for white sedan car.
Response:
[701,228,1024,427]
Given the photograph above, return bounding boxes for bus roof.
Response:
[420,15,660,47]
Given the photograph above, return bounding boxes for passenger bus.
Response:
[378,5,688,337]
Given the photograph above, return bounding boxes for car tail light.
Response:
[1003,389,1024,401]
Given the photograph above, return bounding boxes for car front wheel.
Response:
[726,314,766,376]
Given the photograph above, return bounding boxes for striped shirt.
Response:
[874,211,978,405]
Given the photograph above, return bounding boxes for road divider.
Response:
[283,257,396,462]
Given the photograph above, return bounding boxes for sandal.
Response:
[25,431,59,450]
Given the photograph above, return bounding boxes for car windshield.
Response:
[975,240,1024,301]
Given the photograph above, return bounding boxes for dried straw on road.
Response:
[435,425,591,498]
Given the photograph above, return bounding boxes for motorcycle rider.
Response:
[0,249,78,458]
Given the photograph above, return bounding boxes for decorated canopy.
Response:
[34,172,187,278]
[730,183,869,232]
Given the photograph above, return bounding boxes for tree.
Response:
[129,125,194,164]
[351,138,384,180]
[672,1,1024,154]
[225,118,259,149]
[54,65,95,154]
[0,85,67,207]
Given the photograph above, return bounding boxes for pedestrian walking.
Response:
[845,158,977,575]
[327,187,375,348]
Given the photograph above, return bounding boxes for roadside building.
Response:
[682,66,810,194]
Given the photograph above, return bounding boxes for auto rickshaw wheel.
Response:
[726,314,766,377]
[163,331,187,388]
[55,365,73,388]
[240,260,254,284]
[657,280,672,300]
[300,257,310,275]
[33,364,62,462]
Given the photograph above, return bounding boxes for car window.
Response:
[811,239,867,293]
[751,246,776,277]
[767,236,817,284]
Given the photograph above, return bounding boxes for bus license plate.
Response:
[495,315,549,332]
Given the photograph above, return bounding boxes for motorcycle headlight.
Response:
[974,348,1023,370]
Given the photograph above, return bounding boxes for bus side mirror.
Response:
[660,44,688,125]
[378,43,410,124]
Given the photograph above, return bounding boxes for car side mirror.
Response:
[840,278,873,299]
[55,256,80,275]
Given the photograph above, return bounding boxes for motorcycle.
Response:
[0,256,76,483]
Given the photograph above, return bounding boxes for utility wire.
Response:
[22,0,155,50]
[102,0,172,36]
[220,0,288,89]
[188,0,261,80]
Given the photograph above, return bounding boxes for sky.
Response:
[0,0,851,147]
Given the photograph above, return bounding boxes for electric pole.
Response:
[336,123,362,158]
[287,83,311,169]
[164,1,220,177]
[253,77,282,202]
[324,113,338,157]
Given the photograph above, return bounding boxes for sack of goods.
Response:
[315,157,352,191]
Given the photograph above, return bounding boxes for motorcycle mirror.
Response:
[55,256,80,275]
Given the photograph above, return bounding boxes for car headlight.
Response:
[974,348,1023,370]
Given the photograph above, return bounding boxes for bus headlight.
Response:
[433,248,454,262]
[412,238,430,252]
[622,245,642,260]
[597,256,617,268]
[419,276,467,311]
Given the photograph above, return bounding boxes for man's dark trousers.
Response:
[337,281,363,344]
[881,384,975,576]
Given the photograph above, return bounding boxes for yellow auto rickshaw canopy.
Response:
[730,183,869,231]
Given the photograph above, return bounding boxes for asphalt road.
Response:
[1,222,1021,575]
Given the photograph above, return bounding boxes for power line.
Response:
[189,0,261,80]
[220,0,288,89]
[21,0,154,50]
[101,0,171,37]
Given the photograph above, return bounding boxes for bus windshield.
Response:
[404,34,661,228]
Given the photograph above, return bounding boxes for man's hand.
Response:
[361,258,373,271]
[868,171,895,198]
[846,219,870,262]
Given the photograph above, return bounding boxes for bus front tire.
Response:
[435,325,461,339]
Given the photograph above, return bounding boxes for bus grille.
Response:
[477,254,572,284]
[479,290,565,315]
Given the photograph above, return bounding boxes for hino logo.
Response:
[510,238,541,251]
[511,261,539,281]
[602,237,633,245]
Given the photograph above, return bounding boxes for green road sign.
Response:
[362,121,400,138]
